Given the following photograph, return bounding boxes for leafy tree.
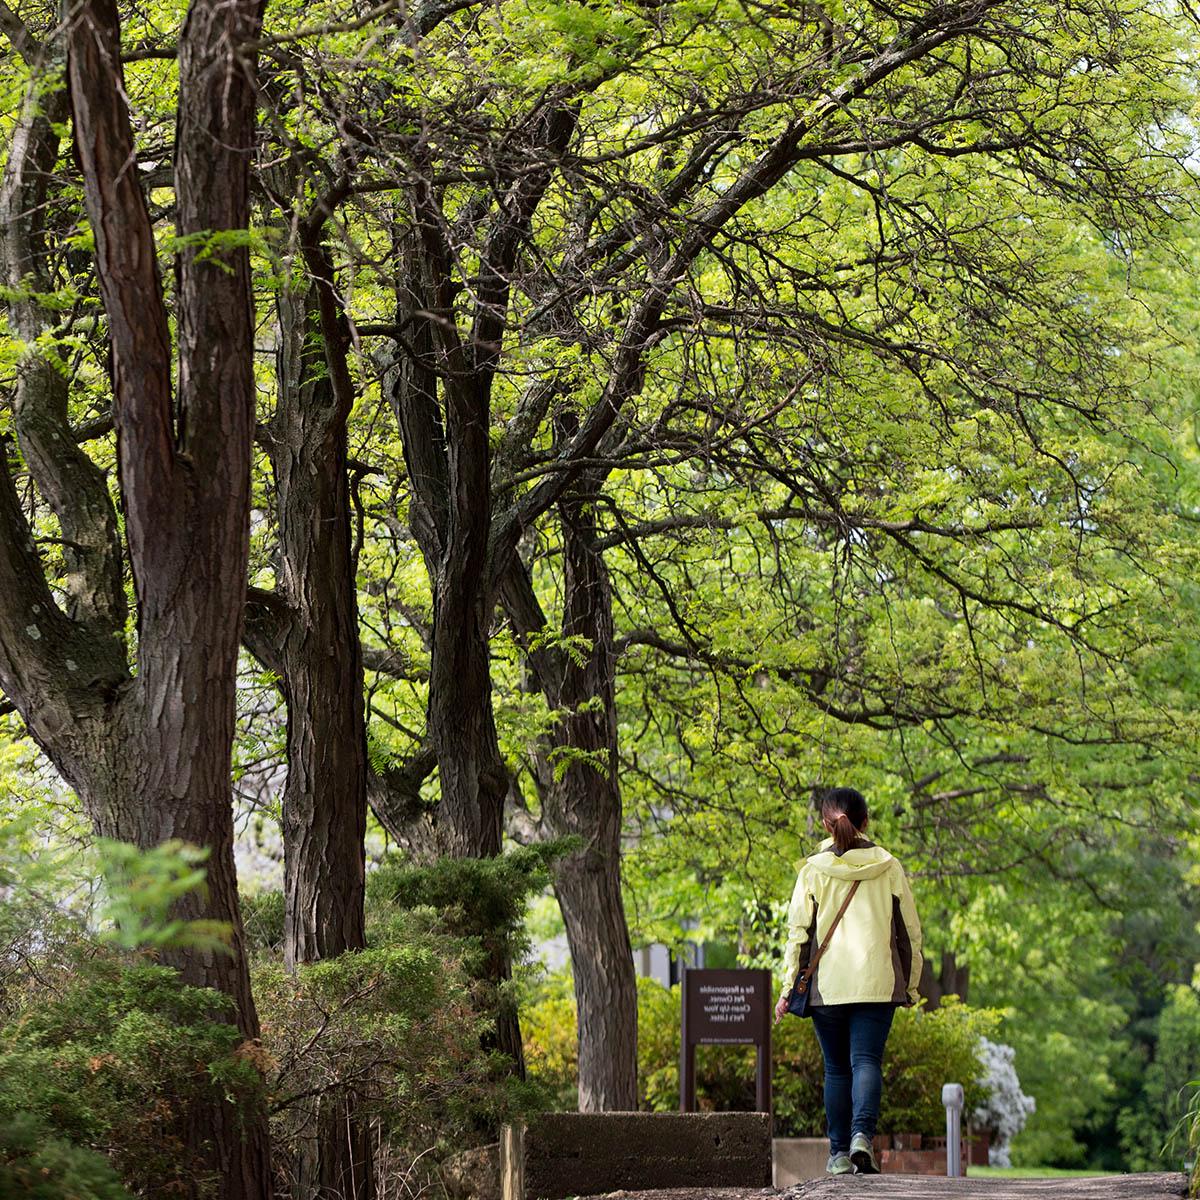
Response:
[0,0,271,1189]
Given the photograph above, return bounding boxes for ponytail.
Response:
[827,811,860,855]
[819,786,869,855]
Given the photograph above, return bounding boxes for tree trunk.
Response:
[499,463,639,1111]
[919,949,970,1009]
[554,851,639,1111]
[102,703,273,1196]
[62,0,274,1191]
[427,568,507,861]
[387,214,524,1072]
[425,464,524,1071]
[265,276,374,1197]
[272,283,368,971]
[546,477,638,1111]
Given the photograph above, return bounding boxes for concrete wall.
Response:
[503,1112,772,1200]
[773,1138,830,1186]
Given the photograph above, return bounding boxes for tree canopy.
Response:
[1,0,1200,1191]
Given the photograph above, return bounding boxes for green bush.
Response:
[240,889,285,953]
[367,844,569,974]
[1117,985,1200,1172]
[257,876,551,1186]
[523,974,995,1136]
[0,955,260,1197]
[258,934,532,1155]
[0,1112,132,1200]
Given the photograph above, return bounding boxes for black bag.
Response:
[786,879,860,1018]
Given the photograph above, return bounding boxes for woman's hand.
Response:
[774,992,790,1025]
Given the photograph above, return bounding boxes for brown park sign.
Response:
[679,968,772,1115]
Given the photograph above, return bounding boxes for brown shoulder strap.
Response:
[798,879,861,988]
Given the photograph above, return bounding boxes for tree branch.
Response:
[1,48,126,636]
[507,0,1003,536]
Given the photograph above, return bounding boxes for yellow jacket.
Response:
[780,838,923,1006]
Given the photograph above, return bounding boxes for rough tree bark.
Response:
[0,1,273,1194]
[500,472,639,1112]
[244,260,373,1197]
[393,210,510,863]
[550,475,638,1112]
[384,214,523,1071]
[272,254,369,972]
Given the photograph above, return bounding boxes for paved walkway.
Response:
[787,1174,1187,1198]
[579,1176,1188,1200]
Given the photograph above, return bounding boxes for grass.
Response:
[968,1166,1122,1178]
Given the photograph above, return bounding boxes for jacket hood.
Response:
[807,838,895,880]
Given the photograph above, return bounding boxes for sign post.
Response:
[679,967,772,1116]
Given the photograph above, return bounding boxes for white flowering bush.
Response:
[973,1038,1037,1167]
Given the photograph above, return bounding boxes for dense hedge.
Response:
[0,849,557,1198]
[523,974,995,1135]
[0,955,259,1197]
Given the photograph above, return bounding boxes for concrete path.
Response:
[577,1176,1188,1200]
[788,1174,1187,1198]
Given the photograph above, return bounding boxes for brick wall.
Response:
[874,1133,991,1175]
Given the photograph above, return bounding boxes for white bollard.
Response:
[942,1082,965,1177]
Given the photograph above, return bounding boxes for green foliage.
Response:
[368,843,574,971]
[0,822,258,1196]
[0,956,260,1198]
[256,903,545,1182]
[94,839,231,954]
[2,0,1200,1183]
[1178,1082,1200,1197]
[1118,985,1200,1171]
[874,1004,997,1137]
[0,1112,131,1200]
[240,889,285,953]
[523,975,993,1135]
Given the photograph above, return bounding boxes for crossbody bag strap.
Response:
[797,879,861,991]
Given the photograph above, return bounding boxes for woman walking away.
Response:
[773,787,923,1176]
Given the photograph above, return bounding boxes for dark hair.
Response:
[819,787,869,855]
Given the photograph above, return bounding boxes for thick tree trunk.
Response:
[59,0,274,1193]
[391,97,584,1073]
[427,576,507,860]
[273,284,368,971]
[426,480,524,1072]
[388,216,525,1073]
[554,849,639,1110]
[500,444,639,1112]
[545,478,638,1111]
[98,705,273,1197]
[270,280,373,1199]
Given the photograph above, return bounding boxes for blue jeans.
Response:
[810,1003,896,1154]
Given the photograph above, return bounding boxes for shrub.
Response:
[257,887,550,1189]
[1117,984,1200,1172]
[523,975,995,1136]
[972,1038,1036,1165]
[878,1001,996,1136]
[0,1112,131,1200]
[367,844,569,974]
[240,889,285,953]
[0,955,261,1197]
[258,935,528,1155]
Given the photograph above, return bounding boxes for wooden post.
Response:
[501,1121,525,1200]
[680,975,696,1111]
[755,1039,772,1117]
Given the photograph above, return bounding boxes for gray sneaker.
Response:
[826,1153,853,1175]
[849,1132,879,1174]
